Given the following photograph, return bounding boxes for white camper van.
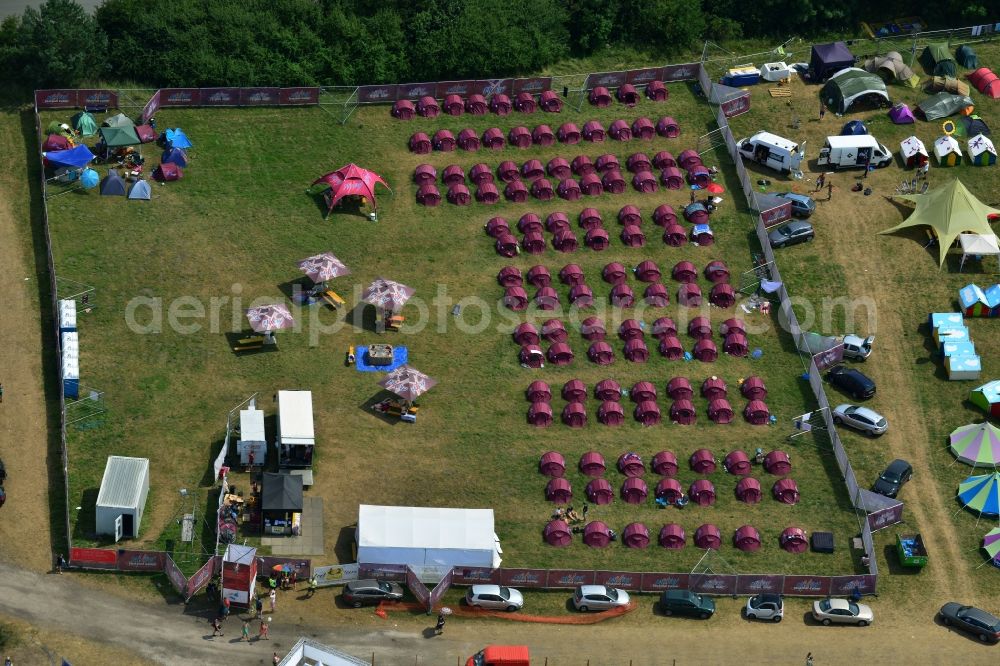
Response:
[738,131,805,174]
[817,135,893,170]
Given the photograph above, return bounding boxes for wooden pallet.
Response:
[768,88,792,98]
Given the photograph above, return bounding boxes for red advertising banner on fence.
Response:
[626,67,664,85]
[239,87,281,106]
[257,556,310,579]
[721,92,752,118]
[359,563,408,582]
[116,549,166,572]
[451,567,501,585]
[357,84,398,104]
[159,88,202,107]
[512,77,551,94]
[830,575,877,596]
[639,572,689,592]
[200,87,240,106]
[782,575,831,597]
[584,71,628,90]
[544,569,594,589]
[594,570,642,590]
[499,568,546,588]
[163,555,187,596]
[427,568,453,609]
[406,567,430,608]
[662,63,699,82]
[690,574,738,595]
[278,87,320,105]
[477,79,513,97]
[397,82,436,101]
[78,89,117,109]
[736,574,784,595]
[435,80,479,99]
[35,89,78,109]
[69,547,117,568]
[185,556,219,600]
[141,90,161,123]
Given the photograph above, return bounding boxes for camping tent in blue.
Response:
[43,145,95,169]
[161,148,188,167]
[810,42,855,82]
[841,120,868,135]
[128,180,151,200]
[100,170,127,196]
[165,128,192,149]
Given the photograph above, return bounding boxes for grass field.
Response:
[41,76,874,578]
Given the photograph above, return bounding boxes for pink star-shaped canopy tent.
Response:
[313,163,391,218]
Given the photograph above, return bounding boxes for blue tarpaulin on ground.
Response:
[43,145,95,168]
[355,345,409,372]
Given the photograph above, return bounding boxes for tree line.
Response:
[0,0,992,90]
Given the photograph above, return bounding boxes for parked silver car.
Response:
[465,585,524,612]
[812,598,874,626]
[833,404,888,436]
[745,593,784,622]
[572,585,630,612]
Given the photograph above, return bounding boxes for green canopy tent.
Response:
[880,179,1000,267]
[72,111,98,137]
[918,92,974,121]
[98,125,141,148]
[921,43,957,77]
[956,44,978,69]
[820,68,890,114]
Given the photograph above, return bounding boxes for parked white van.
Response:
[817,135,893,170]
[738,131,805,174]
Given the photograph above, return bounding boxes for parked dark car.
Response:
[939,602,1000,643]
[658,589,715,618]
[825,365,876,400]
[342,579,404,607]
[768,220,814,248]
[872,459,913,499]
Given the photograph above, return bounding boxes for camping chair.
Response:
[920,181,929,194]
[321,289,345,310]
[386,315,404,331]
[923,228,938,249]
[233,334,265,352]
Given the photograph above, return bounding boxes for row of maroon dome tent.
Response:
[498,260,730,287]
[527,376,765,404]
[491,223,714,252]
[527,397,769,426]
[543,476,798,507]
[503,282,736,310]
[539,449,791,477]
[407,119,680,155]
[543,521,807,552]
[392,84,670,119]
[512,317,746,346]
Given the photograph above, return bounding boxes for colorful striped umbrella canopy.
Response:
[245,303,295,333]
[958,472,1000,517]
[362,278,415,312]
[378,365,437,402]
[950,422,1000,467]
[298,252,350,283]
[983,527,1000,563]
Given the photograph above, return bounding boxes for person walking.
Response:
[819,102,826,121]
[814,173,825,192]
[241,621,250,643]
[211,617,224,637]
[258,618,270,641]
[55,553,66,573]
[254,595,263,619]
[827,181,833,201]
[269,588,277,613]
[434,613,446,635]
[805,653,814,666]
[582,503,589,520]
[273,653,280,666]
[307,575,318,598]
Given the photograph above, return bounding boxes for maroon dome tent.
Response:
[660,166,684,190]
[741,376,767,401]
[416,183,441,206]
[690,448,716,473]
[539,90,563,112]
[659,523,686,549]
[527,400,552,425]
[413,163,437,185]
[535,287,560,310]
[590,86,613,107]
[622,477,649,503]
[470,163,494,186]
[634,399,660,424]
[672,261,697,283]
[474,185,497,207]
[693,339,718,362]
[627,153,652,173]
[447,184,471,205]
[498,160,520,182]
[656,479,684,504]
[442,164,466,186]
[689,479,716,506]
[609,119,632,141]
[508,126,532,148]
[683,202,710,224]
[526,264,551,287]
[678,149,702,170]
[583,120,605,142]
[572,155,596,176]
[532,178,555,201]
[632,171,658,193]
[719,318,745,337]
[561,401,586,426]
[764,451,792,476]
[617,84,639,105]
[583,520,612,545]
[579,451,607,477]
[653,151,676,170]
[513,322,540,345]
[547,211,571,233]
[656,116,680,138]
[532,125,555,147]
[618,452,646,475]
[520,344,545,368]
[688,317,712,339]
[658,336,682,360]
[558,122,581,144]
[644,284,669,308]
[585,227,610,251]
[621,225,646,247]
[579,173,603,196]
[610,283,634,307]
[546,477,572,504]
[518,213,543,234]
[559,263,585,285]
[671,399,696,425]
[734,525,761,552]
[409,132,432,154]
[653,204,677,226]
[482,128,506,151]
[553,229,578,253]
[465,94,487,115]
[650,451,677,477]
[701,376,727,400]
[687,165,712,188]
[588,341,615,365]
[393,99,415,119]
[695,524,721,550]
[433,129,457,151]
[417,96,439,117]
[602,169,627,194]
[595,378,621,401]
[495,233,519,257]
[548,342,574,366]
[773,478,800,504]
[710,283,736,308]
[705,261,730,283]
[521,159,544,180]
[681,285,706,308]
[635,260,661,282]
[724,333,749,358]
[526,379,550,402]
[547,157,571,180]
[544,519,571,547]
[632,117,656,140]
[736,477,762,504]
[498,265,522,286]
[744,400,770,425]
[630,380,656,401]
[581,317,607,341]
[504,286,529,311]
[780,527,808,553]
[647,80,668,101]
[653,318,677,340]
[490,94,512,115]
[514,92,536,113]
[724,450,751,475]
[562,379,587,402]
[663,224,687,247]
[458,128,481,151]
[505,180,529,203]
[618,204,642,225]
[709,399,734,424]
[691,226,714,246]
[443,94,464,116]
[579,208,603,229]
[623,522,650,548]
[602,262,627,284]
[598,400,625,425]
[586,480,614,505]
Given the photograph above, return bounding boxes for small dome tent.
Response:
[585,480,614,505]
[546,478,572,504]
[581,317,607,341]
[653,204,677,226]
[710,283,736,308]
[724,333,749,357]
[656,478,683,504]
[526,380,550,402]
[617,84,639,105]
[413,164,437,185]
[623,522,650,548]
[690,449,716,474]
[416,184,441,206]
[619,320,645,342]
[772,478,800,504]
[446,184,471,205]
[433,129,456,151]
[583,520,612,546]
[619,204,642,225]
[548,157,571,180]
[627,153,652,173]
[513,322,539,345]
[583,120,605,142]
[527,401,552,426]
[634,399,660,424]
[689,479,716,506]
[610,283,634,307]
[572,155,596,176]
[621,225,646,247]
[544,519,571,546]
[504,286,529,311]
[673,261,698,283]
[708,399,735,424]
[602,262,626,284]
[744,400,771,425]
[663,224,687,247]
[646,80,668,101]
[490,94,512,115]
[609,119,632,141]
[585,227,609,250]
[519,344,544,368]
[497,160,520,182]
[596,154,620,173]
[724,450,751,475]
[659,523,685,549]
[561,401,586,426]
[734,525,762,552]
[658,336,683,359]
[526,264,551,287]
[679,281,703,306]
[417,96,439,117]
[736,477,762,504]
[508,126,532,148]
[482,127,505,150]
[670,399,696,425]
[594,378,621,401]
[764,450,792,476]
[470,163,494,186]
[597,400,625,425]
[693,338,718,362]
[652,451,678,477]
[442,164,465,186]
[562,379,587,402]
[458,128,480,151]
[541,318,567,342]
[515,92,536,113]
[719,318,745,337]
[656,116,680,138]
[701,376,727,400]
[590,86,612,107]
[741,376,767,400]
[652,317,677,340]
[653,151,676,169]
[632,117,656,140]
[694,524,721,549]
[667,377,692,400]
[547,211,571,232]
[579,451,606,477]
[621,476,649,503]
[780,527,808,553]
[643,284,669,308]
[465,94,487,115]
[588,341,615,365]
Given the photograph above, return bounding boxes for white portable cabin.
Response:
[357,504,502,569]
[277,390,315,468]
[95,456,150,540]
[946,354,982,381]
[236,406,266,465]
[968,134,997,166]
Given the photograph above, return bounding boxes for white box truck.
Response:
[738,131,805,174]
[817,135,893,170]
[277,390,315,468]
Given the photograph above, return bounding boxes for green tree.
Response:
[16,0,106,87]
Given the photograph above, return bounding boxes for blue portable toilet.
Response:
[841,120,868,135]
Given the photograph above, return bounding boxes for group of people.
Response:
[551,503,589,524]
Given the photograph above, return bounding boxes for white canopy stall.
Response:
[237,404,266,465]
[959,233,1000,272]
